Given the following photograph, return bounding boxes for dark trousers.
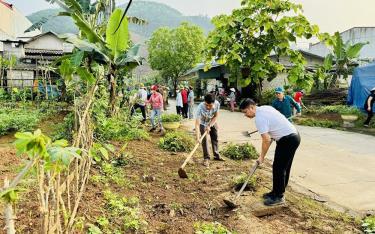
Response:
[176,106,183,116]
[131,104,146,121]
[273,133,301,197]
[183,103,188,118]
[199,124,220,160]
[364,107,373,125]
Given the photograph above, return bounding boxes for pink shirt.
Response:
[149,92,164,109]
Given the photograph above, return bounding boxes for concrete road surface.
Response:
[166,100,375,213]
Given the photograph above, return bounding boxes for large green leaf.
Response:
[347,42,368,59]
[71,13,105,45]
[106,8,129,59]
[76,67,96,84]
[59,59,75,81]
[115,44,143,68]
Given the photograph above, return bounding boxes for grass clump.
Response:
[159,131,194,152]
[220,143,258,160]
[194,222,236,234]
[296,118,340,128]
[362,216,375,233]
[231,172,257,191]
[161,113,182,122]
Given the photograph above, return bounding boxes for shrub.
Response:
[159,131,195,152]
[231,172,257,191]
[96,115,149,141]
[220,143,258,160]
[362,216,375,234]
[162,113,182,122]
[0,108,40,136]
[194,222,235,234]
[52,113,74,141]
[259,89,275,106]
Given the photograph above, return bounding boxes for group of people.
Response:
[131,84,169,132]
[176,86,195,119]
[193,92,300,206]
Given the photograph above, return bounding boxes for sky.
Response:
[6,0,375,34]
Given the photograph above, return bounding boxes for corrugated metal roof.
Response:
[25,48,64,55]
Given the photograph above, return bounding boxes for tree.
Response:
[321,32,368,88]
[204,0,320,99]
[148,22,205,94]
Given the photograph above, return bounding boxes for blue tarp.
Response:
[347,63,375,112]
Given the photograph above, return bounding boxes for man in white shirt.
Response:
[131,83,148,122]
[239,99,301,206]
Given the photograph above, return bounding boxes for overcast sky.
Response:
[6,0,375,34]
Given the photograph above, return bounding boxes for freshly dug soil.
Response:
[0,133,361,233]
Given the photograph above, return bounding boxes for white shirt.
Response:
[137,88,148,106]
[176,92,183,107]
[255,106,297,141]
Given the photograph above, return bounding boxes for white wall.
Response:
[26,34,64,51]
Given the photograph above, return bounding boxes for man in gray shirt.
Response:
[240,99,301,206]
[195,93,225,167]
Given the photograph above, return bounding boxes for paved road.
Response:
[166,100,375,213]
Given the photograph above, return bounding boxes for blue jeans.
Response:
[151,108,163,129]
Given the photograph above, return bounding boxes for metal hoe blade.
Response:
[178,168,188,179]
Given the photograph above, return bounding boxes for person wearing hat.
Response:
[228,88,236,112]
[272,87,301,121]
[239,98,301,206]
[131,83,147,122]
[148,85,164,132]
[364,87,375,127]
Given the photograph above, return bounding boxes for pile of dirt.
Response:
[304,88,348,105]
[0,134,361,233]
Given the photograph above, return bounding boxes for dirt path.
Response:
[166,100,375,213]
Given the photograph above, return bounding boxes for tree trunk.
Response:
[108,73,117,116]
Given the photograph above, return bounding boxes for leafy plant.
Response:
[220,143,258,160]
[161,113,182,122]
[194,222,235,234]
[362,216,375,234]
[0,108,40,136]
[231,172,257,191]
[159,131,194,152]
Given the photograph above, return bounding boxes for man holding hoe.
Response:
[195,93,225,167]
[240,99,301,206]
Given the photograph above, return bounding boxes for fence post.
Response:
[3,178,16,234]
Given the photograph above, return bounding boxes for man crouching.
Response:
[240,99,301,206]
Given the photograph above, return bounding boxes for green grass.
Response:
[220,143,258,160]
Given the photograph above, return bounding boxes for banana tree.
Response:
[46,0,144,114]
[323,32,368,87]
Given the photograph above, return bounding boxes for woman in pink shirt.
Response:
[148,85,164,132]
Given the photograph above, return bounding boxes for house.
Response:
[309,27,375,62]
[180,50,324,98]
[1,31,73,89]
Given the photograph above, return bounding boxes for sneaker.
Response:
[149,128,156,132]
[203,159,210,167]
[364,124,370,128]
[214,157,226,162]
[262,191,275,200]
[263,195,285,206]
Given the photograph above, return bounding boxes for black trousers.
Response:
[131,104,146,121]
[176,106,183,116]
[273,133,301,197]
[199,124,220,160]
[364,105,373,125]
[183,103,188,118]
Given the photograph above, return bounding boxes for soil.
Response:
[0,132,361,233]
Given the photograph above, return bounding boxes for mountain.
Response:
[26,1,214,38]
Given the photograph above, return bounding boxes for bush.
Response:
[220,143,258,160]
[159,131,195,152]
[0,108,40,136]
[96,115,149,141]
[52,112,74,141]
[259,89,275,106]
[307,105,362,116]
[232,172,257,191]
[161,113,182,122]
[362,216,375,234]
[296,118,340,128]
[194,222,235,234]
